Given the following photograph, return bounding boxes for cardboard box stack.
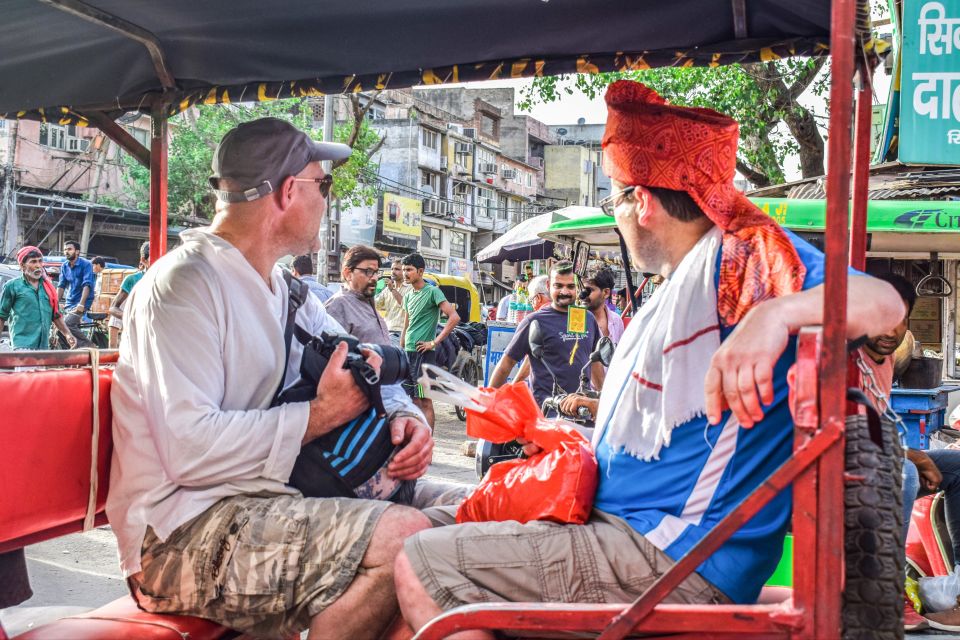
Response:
[91,268,137,315]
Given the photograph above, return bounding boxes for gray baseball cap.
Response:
[209,117,352,203]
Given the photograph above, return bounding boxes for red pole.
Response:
[149,104,168,262]
[817,0,859,636]
[850,67,873,271]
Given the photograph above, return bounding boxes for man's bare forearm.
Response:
[489,355,516,388]
[53,317,71,337]
[78,285,91,309]
[434,312,460,344]
[771,276,905,340]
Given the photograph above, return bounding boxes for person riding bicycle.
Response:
[56,240,96,348]
[488,261,604,419]
[393,81,904,639]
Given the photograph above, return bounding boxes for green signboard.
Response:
[899,0,960,164]
[752,198,960,232]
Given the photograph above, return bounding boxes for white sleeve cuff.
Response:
[262,401,310,482]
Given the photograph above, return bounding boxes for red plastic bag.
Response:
[457,383,598,525]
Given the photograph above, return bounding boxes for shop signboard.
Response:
[448,257,472,277]
[899,0,960,164]
[340,203,377,247]
[484,321,521,385]
[382,193,422,239]
[752,198,960,233]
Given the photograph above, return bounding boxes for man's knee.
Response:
[394,546,424,595]
[364,505,431,567]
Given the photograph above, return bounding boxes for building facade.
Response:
[0,116,176,265]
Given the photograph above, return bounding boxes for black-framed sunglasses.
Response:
[293,174,334,199]
[598,185,637,216]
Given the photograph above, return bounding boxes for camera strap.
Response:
[273,270,310,405]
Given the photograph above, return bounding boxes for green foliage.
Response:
[518,59,828,186]
[117,98,381,220]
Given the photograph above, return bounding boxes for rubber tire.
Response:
[842,413,904,640]
[456,359,479,422]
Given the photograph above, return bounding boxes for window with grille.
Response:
[421,225,442,250]
[450,231,466,258]
[421,128,439,150]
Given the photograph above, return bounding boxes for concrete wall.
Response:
[1,120,137,199]
[544,145,598,207]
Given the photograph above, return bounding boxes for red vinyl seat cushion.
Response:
[13,596,233,640]
[0,368,113,552]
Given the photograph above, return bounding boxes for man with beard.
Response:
[1,246,76,349]
[56,239,97,347]
[393,81,904,639]
[488,261,604,412]
[582,266,625,345]
[325,245,391,344]
[856,272,960,632]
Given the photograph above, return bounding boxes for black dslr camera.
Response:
[276,331,409,408]
[275,331,414,502]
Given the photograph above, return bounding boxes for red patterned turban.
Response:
[602,80,806,326]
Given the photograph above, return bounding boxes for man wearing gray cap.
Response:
[106,118,434,639]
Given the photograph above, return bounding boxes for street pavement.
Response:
[5,403,960,638]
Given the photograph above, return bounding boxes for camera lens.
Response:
[362,344,409,386]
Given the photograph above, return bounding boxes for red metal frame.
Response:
[149,104,169,262]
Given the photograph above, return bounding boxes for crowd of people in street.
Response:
[0,240,151,351]
[4,81,955,639]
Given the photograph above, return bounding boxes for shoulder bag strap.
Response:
[273,270,309,405]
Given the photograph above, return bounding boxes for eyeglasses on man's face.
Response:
[293,174,334,199]
[352,267,379,278]
[599,185,637,216]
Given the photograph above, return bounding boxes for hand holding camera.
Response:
[303,342,379,443]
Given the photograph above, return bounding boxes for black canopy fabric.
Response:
[0,0,838,123]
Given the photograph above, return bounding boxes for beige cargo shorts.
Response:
[404,509,730,613]
[132,493,389,639]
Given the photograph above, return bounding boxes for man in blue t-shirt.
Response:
[394,81,905,637]
[489,260,603,413]
[56,239,97,348]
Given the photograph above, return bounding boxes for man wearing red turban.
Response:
[0,246,76,349]
[394,82,904,635]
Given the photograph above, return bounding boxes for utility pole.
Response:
[1,120,20,256]
[80,136,111,255]
[319,94,335,284]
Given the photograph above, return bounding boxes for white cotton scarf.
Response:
[598,226,724,461]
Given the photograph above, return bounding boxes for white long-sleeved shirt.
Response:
[106,228,421,576]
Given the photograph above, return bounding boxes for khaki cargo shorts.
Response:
[133,493,389,639]
[404,509,730,613]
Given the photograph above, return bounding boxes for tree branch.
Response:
[736,159,772,188]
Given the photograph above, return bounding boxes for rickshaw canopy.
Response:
[1,0,833,122]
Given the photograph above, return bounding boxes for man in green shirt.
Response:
[0,246,76,350]
[400,253,459,428]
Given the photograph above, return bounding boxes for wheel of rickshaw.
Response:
[456,358,480,422]
[842,411,904,639]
